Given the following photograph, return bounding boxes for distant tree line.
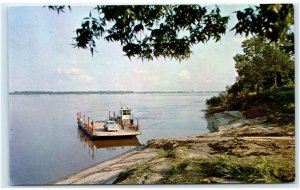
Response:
[10,91,134,95]
[10,91,221,95]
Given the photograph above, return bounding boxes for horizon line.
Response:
[9,90,223,94]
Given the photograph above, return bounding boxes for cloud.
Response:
[178,70,191,80]
[144,75,160,84]
[78,74,94,82]
[55,67,82,75]
[54,67,94,83]
[132,67,160,85]
[133,68,149,75]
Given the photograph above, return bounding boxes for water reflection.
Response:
[77,128,141,159]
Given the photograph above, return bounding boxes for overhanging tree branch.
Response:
[47,4,294,61]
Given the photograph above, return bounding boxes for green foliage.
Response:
[234,37,294,94]
[227,81,244,95]
[48,4,293,61]
[164,155,293,183]
[158,149,176,159]
[168,158,200,175]
[202,154,290,183]
[206,91,249,110]
[225,93,246,110]
[67,5,229,61]
[232,4,294,42]
[206,34,294,114]
[262,86,295,106]
[205,95,223,107]
[46,5,71,14]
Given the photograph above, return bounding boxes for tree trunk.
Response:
[273,42,278,89]
[256,82,260,95]
[274,72,278,89]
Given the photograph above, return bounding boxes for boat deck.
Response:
[78,120,141,139]
[90,121,140,137]
[77,112,141,140]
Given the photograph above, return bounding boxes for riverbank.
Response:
[52,110,295,184]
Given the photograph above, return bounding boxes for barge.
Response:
[76,108,141,140]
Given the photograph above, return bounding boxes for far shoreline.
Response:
[9,91,222,95]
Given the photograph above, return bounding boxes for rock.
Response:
[148,161,171,173]
[206,111,246,132]
[200,177,238,183]
[53,148,157,185]
[143,173,164,184]
[224,111,245,119]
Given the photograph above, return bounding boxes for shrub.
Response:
[262,88,294,105]
[206,95,223,107]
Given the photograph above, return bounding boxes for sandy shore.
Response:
[51,111,295,184]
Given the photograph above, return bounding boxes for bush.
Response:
[206,95,223,107]
[262,88,295,105]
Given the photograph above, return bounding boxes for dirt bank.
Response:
[52,111,295,184]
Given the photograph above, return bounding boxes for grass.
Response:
[158,149,176,159]
[169,158,194,174]
[160,158,206,184]
[162,154,294,183]
[203,154,284,183]
[113,165,137,184]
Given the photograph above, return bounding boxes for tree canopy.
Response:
[233,37,294,94]
[207,36,294,110]
[232,4,294,42]
[48,4,294,61]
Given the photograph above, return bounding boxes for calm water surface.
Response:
[9,93,215,185]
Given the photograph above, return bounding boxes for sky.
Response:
[8,4,250,92]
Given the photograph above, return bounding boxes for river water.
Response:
[9,93,215,185]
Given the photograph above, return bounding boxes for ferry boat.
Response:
[76,108,141,140]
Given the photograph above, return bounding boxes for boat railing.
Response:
[77,112,95,134]
[84,122,94,134]
[115,118,139,131]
